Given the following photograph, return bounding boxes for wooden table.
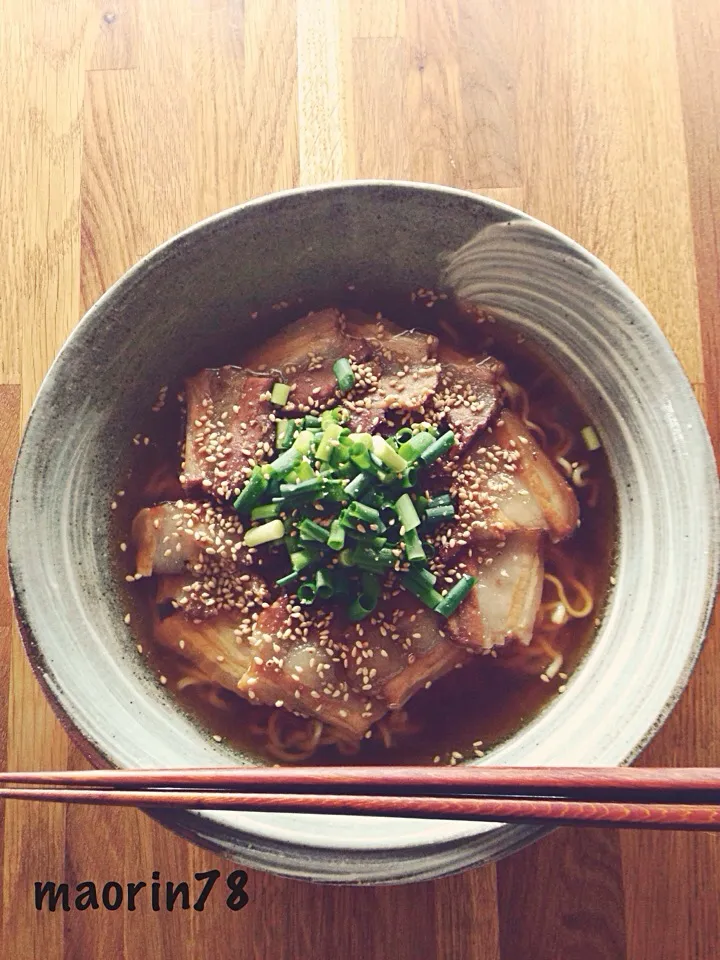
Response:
[0,1,718,957]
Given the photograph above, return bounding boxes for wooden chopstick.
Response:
[0,766,719,800]
[0,767,719,829]
[0,783,719,829]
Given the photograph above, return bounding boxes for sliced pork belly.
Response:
[182,366,274,500]
[343,318,440,431]
[153,602,256,694]
[447,533,544,651]
[434,409,579,558]
[242,308,374,412]
[344,589,467,708]
[237,598,386,739]
[132,500,252,577]
[494,411,579,541]
[154,563,269,622]
[433,359,504,452]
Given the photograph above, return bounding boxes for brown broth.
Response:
[119,291,617,765]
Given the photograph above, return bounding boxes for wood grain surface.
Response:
[0,1,717,957]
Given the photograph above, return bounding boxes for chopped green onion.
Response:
[581,425,601,451]
[333,357,355,392]
[251,503,281,521]
[360,571,380,602]
[292,429,315,455]
[303,415,322,428]
[418,430,456,466]
[270,382,291,406]
[323,477,350,501]
[330,443,351,468]
[393,427,414,445]
[316,421,343,461]
[404,566,437,589]
[344,471,372,501]
[233,466,268,514]
[332,570,350,597]
[348,573,380,620]
[351,544,395,573]
[297,518,330,543]
[295,458,315,482]
[348,597,372,621]
[371,435,407,473]
[435,575,477,617]
[275,571,299,587]
[350,444,373,471]
[315,568,334,600]
[338,547,355,567]
[425,504,455,526]
[269,446,302,478]
[243,518,285,547]
[275,418,296,450]
[321,406,349,425]
[403,528,426,562]
[348,432,373,448]
[290,548,314,572]
[327,519,346,550]
[398,431,435,463]
[400,573,443,610]
[278,477,324,501]
[395,493,420,532]
[297,581,317,604]
[428,493,453,508]
[345,501,381,526]
[400,466,418,488]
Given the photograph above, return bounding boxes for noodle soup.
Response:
[122,292,616,765]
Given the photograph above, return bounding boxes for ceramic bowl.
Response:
[8,182,719,884]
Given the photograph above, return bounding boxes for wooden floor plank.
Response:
[569,0,702,382]
[352,37,412,179]
[71,5,212,956]
[0,385,20,932]
[1,3,89,956]
[244,0,299,197]
[458,0,520,189]
[673,0,720,452]
[404,0,465,187]
[499,829,627,960]
[434,867,500,960]
[621,7,720,956]
[190,0,246,218]
[86,0,137,71]
[297,0,355,183]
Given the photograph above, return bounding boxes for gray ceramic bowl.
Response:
[8,182,719,884]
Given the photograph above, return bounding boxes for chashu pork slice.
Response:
[182,365,274,501]
[432,358,505,453]
[242,307,375,413]
[343,588,467,708]
[446,533,544,651]
[153,576,266,693]
[494,411,579,541]
[237,598,387,740]
[132,500,252,577]
[343,316,440,431]
[434,410,579,559]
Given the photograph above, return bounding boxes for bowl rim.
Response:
[7,179,719,883]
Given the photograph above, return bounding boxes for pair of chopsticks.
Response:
[1,766,720,829]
